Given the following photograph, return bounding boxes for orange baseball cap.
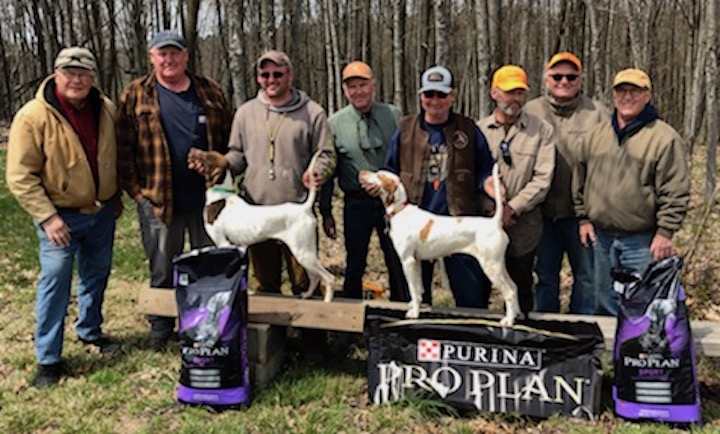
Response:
[546,52,583,73]
[613,68,652,90]
[491,65,529,91]
[342,61,373,81]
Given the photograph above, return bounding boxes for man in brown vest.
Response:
[383,66,495,308]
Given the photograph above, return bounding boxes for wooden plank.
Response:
[138,287,720,357]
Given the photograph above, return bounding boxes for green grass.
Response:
[2,148,720,433]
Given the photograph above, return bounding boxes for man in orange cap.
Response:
[573,68,689,316]
[477,65,555,314]
[525,52,608,315]
[319,61,408,301]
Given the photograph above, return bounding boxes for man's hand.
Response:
[502,203,516,227]
[322,215,337,239]
[650,234,673,261]
[579,223,596,247]
[302,170,324,189]
[187,148,229,186]
[42,214,71,247]
[361,180,381,197]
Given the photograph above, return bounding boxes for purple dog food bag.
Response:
[173,246,250,409]
[612,256,700,424]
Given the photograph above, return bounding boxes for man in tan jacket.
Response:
[478,65,555,314]
[525,52,608,314]
[6,47,120,387]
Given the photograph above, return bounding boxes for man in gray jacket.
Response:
[525,52,608,314]
[573,68,689,316]
[193,50,335,295]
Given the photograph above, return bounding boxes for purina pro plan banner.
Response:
[365,308,604,420]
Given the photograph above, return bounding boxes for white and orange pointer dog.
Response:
[358,165,521,326]
[198,151,335,302]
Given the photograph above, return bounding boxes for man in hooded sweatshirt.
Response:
[194,50,335,295]
[573,68,689,316]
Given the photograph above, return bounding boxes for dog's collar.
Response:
[210,186,235,194]
[386,202,409,218]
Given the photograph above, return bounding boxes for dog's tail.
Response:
[302,150,324,209]
[491,163,503,227]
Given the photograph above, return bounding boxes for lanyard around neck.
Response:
[264,109,287,180]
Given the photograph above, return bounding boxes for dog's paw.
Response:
[405,305,420,319]
[322,289,334,303]
[499,315,515,327]
[299,289,314,300]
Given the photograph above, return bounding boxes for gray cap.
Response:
[54,47,97,72]
[149,30,187,50]
[418,66,454,94]
[256,50,293,71]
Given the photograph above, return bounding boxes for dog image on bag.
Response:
[358,164,521,326]
[189,148,335,302]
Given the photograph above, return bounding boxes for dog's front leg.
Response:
[401,257,424,319]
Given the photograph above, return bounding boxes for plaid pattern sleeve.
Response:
[115,73,232,224]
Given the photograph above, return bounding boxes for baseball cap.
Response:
[149,30,187,50]
[418,66,454,94]
[546,52,583,72]
[613,68,652,90]
[54,47,97,72]
[342,61,373,81]
[491,65,529,91]
[257,50,293,71]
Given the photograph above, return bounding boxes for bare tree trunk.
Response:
[329,0,342,110]
[518,0,529,67]
[433,0,449,65]
[704,0,717,199]
[260,0,275,51]
[392,0,405,111]
[487,0,500,68]
[226,0,247,107]
[475,0,491,116]
[184,0,200,72]
[685,12,706,149]
[583,0,602,99]
[622,0,645,68]
[322,0,336,113]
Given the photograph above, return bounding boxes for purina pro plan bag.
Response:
[613,256,701,424]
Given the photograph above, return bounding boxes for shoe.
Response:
[148,335,170,352]
[32,363,64,388]
[79,336,121,355]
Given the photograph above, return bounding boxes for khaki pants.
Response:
[248,240,309,294]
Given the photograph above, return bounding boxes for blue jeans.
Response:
[137,199,211,337]
[34,205,115,364]
[421,254,490,308]
[594,228,654,316]
[343,194,408,301]
[535,217,595,314]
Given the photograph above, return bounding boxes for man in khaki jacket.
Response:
[478,65,555,314]
[525,52,608,314]
[6,47,120,387]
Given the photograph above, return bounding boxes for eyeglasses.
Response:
[260,71,285,79]
[59,68,94,82]
[500,140,512,165]
[422,90,449,99]
[550,74,579,82]
[613,87,647,97]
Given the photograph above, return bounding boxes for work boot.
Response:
[32,362,64,389]
[79,335,121,355]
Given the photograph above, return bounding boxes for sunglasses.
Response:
[550,73,579,82]
[500,140,512,165]
[260,71,285,79]
[422,90,449,99]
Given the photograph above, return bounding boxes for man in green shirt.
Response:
[319,61,407,301]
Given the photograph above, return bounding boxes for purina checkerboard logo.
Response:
[416,338,543,369]
[418,339,441,361]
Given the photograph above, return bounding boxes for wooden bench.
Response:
[139,288,720,357]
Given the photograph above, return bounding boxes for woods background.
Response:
[0,0,718,194]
